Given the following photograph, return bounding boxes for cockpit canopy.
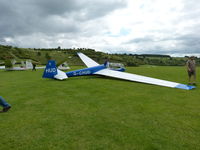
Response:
[107,62,125,69]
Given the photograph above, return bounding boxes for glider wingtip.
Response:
[188,85,196,90]
[175,84,196,90]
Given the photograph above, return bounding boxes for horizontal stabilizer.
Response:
[54,69,68,80]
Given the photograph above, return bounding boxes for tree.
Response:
[37,52,41,56]
[5,60,13,68]
[45,53,51,60]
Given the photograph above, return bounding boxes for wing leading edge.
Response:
[94,69,195,90]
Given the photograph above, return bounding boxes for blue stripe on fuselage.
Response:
[66,65,106,77]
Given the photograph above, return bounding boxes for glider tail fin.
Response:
[43,60,58,78]
[43,60,68,80]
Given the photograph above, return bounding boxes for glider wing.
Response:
[77,52,99,68]
[94,69,195,90]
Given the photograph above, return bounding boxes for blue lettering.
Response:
[73,70,91,76]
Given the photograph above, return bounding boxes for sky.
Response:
[0,0,200,56]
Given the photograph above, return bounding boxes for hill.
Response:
[0,45,199,66]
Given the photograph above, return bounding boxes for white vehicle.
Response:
[0,60,45,71]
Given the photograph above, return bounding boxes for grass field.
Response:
[0,66,200,150]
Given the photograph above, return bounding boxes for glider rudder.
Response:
[43,60,58,78]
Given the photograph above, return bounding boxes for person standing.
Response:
[32,63,36,71]
[186,56,196,85]
[104,58,110,68]
[0,96,11,113]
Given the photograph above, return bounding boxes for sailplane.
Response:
[43,52,195,90]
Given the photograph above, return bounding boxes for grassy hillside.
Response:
[0,66,199,150]
[1,45,199,66]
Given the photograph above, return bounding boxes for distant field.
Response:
[0,66,199,150]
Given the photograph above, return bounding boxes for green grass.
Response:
[0,66,200,150]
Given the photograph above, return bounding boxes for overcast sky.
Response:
[0,0,200,56]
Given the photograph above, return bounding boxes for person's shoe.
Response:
[3,106,11,112]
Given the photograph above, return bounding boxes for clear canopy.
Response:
[107,62,124,69]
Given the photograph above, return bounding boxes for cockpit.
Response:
[106,62,125,72]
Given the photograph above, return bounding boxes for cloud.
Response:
[0,0,200,56]
[0,0,126,37]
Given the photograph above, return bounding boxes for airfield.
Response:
[0,65,199,150]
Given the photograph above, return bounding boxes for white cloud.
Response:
[0,0,200,56]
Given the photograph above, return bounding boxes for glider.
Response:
[42,52,195,90]
[58,61,70,70]
[0,60,45,71]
